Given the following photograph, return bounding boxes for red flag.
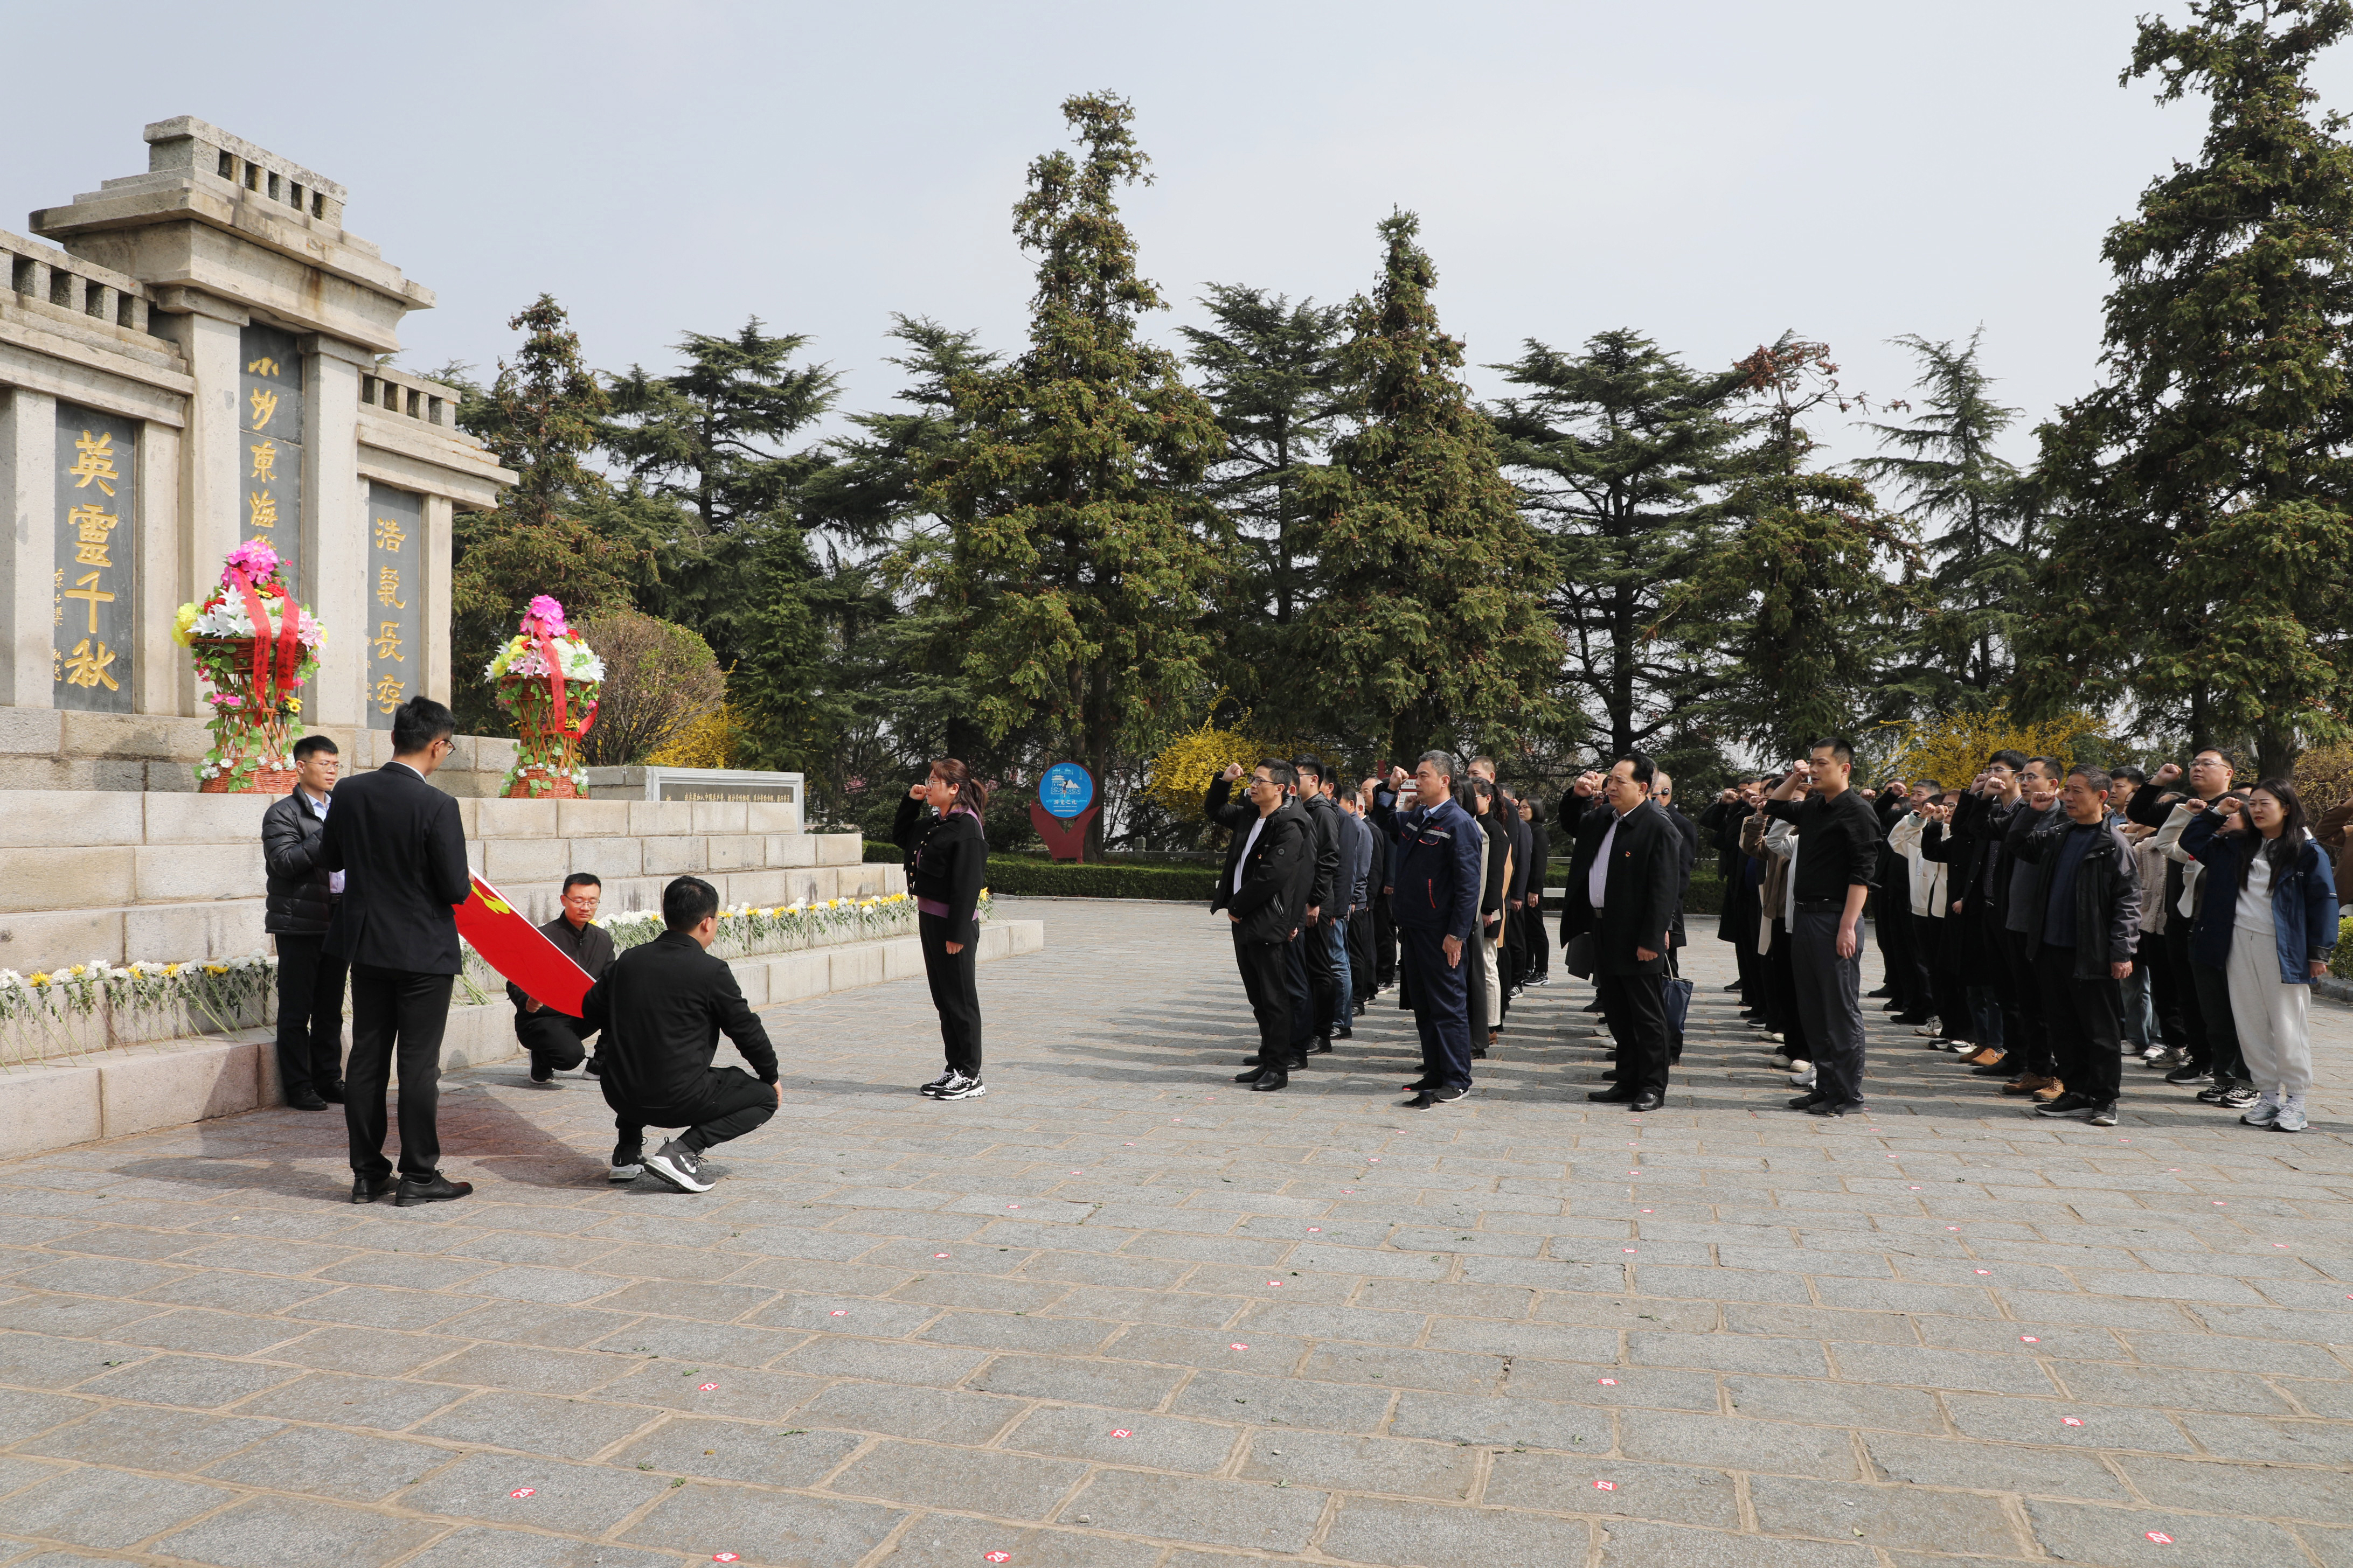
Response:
[452,873,595,1016]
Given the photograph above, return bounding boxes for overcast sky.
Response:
[12,1,2345,473]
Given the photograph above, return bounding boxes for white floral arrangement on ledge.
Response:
[600,889,988,961]
[0,955,277,1065]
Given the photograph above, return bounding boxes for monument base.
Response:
[0,706,520,796]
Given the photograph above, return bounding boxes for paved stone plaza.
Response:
[0,898,2348,1568]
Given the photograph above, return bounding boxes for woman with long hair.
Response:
[894,759,992,1100]
[2178,778,2337,1133]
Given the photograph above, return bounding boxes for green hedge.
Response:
[982,856,1217,902]
[864,840,900,863]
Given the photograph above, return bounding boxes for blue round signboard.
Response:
[1038,762,1094,820]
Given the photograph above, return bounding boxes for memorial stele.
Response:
[2,116,514,792]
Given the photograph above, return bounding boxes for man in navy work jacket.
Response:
[1384,749,1486,1108]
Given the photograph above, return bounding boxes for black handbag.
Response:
[1662,973,1693,1034]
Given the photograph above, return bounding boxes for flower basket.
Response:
[175,540,323,793]
[487,596,602,798]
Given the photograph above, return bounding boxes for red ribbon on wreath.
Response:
[226,568,301,712]
[519,607,595,741]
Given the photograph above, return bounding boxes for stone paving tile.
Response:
[0,901,2348,1565]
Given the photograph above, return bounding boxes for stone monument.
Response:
[3,116,512,792]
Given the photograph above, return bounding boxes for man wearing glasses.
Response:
[317,697,476,1207]
[2128,747,2240,1092]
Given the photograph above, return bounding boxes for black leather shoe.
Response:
[316,1081,347,1104]
[1234,1066,1270,1083]
[1969,1058,2014,1077]
[581,1057,602,1077]
[393,1172,473,1207]
[1787,1091,1829,1110]
[1470,1046,1489,1060]
[350,1175,397,1204]
[1587,1086,1639,1103]
[1250,1070,1289,1093]
[288,1090,329,1112]
[1402,1078,1435,1093]
[1600,1069,1619,1081]
[1314,1035,1336,1051]
[1629,1090,1664,1112]
[1582,999,1606,1013]
[1807,1099,1862,1117]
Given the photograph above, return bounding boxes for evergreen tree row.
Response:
[434,2,2353,847]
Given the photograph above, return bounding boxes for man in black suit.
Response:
[581,875,780,1193]
[1560,753,1682,1111]
[316,696,474,1207]
[1208,761,1314,1091]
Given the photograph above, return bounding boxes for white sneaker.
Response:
[1913,1021,1944,1037]
[918,1068,958,1096]
[2240,1091,2282,1128]
[931,1072,987,1101]
[2273,1094,2308,1133]
[1788,1061,1816,1088]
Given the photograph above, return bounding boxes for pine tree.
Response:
[2024,0,2353,775]
[1854,331,2029,708]
[1296,212,1561,765]
[600,320,839,668]
[918,93,1227,852]
[1659,336,1919,761]
[1178,286,1346,664]
[448,297,644,735]
[1489,329,1745,758]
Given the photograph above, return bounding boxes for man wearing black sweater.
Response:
[580,875,780,1194]
[1763,737,1882,1116]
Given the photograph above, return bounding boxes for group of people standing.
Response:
[1704,743,2338,1132]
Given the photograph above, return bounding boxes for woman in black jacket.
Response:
[894,759,992,1099]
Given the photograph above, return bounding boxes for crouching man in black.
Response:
[579,875,780,1194]
[509,873,617,1085]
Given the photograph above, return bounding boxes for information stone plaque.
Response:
[52,403,137,713]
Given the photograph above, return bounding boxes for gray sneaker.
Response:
[608,1160,643,1184]
[644,1139,714,1194]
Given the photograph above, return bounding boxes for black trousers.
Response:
[2164,922,2208,1067]
[1915,914,1974,1041]
[1373,898,1398,986]
[1466,926,1492,1043]
[2033,943,2123,1106]
[1763,923,1810,1059]
[1789,909,1866,1105]
[272,932,347,1102]
[516,1009,594,1075]
[1400,927,1472,1089]
[1878,894,1925,1013]
[1597,966,1670,1097]
[344,965,454,1182]
[919,913,983,1077]
[1287,916,1338,1048]
[2141,929,2187,1048]
[606,1066,775,1161]
[1348,909,1376,1003]
[2190,956,2245,1083]
[1233,927,1294,1060]
[1523,901,1551,980]
[2001,928,2054,1077]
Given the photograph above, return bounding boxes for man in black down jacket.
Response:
[1209,761,1315,1091]
[580,875,780,1193]
[262,735,348,1112]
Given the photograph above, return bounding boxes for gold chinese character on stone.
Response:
[373,514,407,553]
[377,566,405,609]
[249,439,277,482]
[248,387,279,429]
[64,572,113,633]
[249,490,277,530]
[68,505,117,568]
[60,638,119,691]
[373,621,404,661]
[246,356,280,377]
[67,431,119,497]
[373,674,405,713]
